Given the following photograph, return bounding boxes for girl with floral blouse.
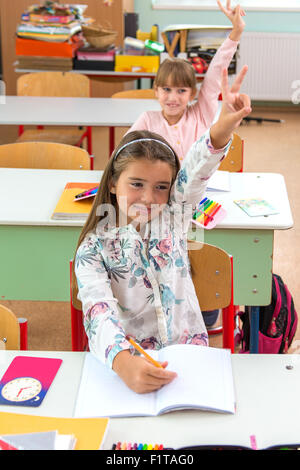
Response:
[73,66,251,394]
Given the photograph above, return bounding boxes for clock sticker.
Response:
[1,377,42,402]
[0,356,62,407]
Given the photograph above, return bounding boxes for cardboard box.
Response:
[16,37,84,58]
[115,55,159,73]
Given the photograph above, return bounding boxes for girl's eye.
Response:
[156,185,169,191]
[131,182,143,188]
[178,89,188,94]
[162,87,171,92]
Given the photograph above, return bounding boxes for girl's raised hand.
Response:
[211,65,251,149]
[217,1,245,41]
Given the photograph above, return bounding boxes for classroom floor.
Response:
[1,107,300,353]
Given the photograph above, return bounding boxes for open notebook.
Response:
[74,345,235,418]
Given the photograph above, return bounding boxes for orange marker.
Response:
[126,337,163,368]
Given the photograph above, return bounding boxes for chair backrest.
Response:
[219,133,244,172]
[0,142,91,170]
[188,242,232,311]
[111,89,156,99]
[0,304,20,350]
[17,72,90,97]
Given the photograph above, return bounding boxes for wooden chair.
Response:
[111,89,156,99]
[0,304,28,350]
[110,89,156,154]
[219,133,244,172]
[16,72,93,156]
[188,241,235,352]
[0,141,92,170]
[70,243,235,353]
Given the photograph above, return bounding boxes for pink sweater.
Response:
[128,36,238,161]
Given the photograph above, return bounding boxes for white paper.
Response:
[207,171,230,192]
[74,345,235,418]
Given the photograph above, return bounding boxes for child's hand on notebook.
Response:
[112,350,177,394]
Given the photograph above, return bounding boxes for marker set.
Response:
[112,442,165,450]
[192,197,226,230]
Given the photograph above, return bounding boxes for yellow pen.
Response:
[126,337,163,369]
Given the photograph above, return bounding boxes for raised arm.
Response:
[196,1,245,127]
[217,0,246,42]
[210,65,251,148]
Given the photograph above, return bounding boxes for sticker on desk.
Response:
[234,198,279,217]
[0,356,62,407]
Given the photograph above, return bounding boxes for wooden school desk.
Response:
[0,96,161,154]
[0,96,160,127]
[189,172,293,352]
[1,350,300,450]
[0,169,293,352]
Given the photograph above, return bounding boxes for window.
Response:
[152,0,300,11]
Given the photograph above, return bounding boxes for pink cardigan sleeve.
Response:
[195,36,238,128]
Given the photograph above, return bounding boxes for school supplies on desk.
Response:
[192,197,226,229]
[74,186,99,201]
[0,431,77,450]
[74,345,235,418]
[112,442,165,450]
[0,356,62,407]
[234,198,279,217]
[0,412,109,450]
[51,182,98,220]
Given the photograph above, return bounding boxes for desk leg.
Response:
[249,306,259,353]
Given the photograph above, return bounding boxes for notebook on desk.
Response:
[74,345,235,418]
[51,182,98,220]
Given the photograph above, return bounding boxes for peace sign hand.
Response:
[210,65,251,149]
[217,1,245,41]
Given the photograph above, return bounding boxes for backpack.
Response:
[236,274,298,354]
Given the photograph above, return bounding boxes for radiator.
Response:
[237,32,300,102]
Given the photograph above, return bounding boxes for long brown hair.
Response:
[71,130,180,309]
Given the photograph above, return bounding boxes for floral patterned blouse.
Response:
[75,130,231,368]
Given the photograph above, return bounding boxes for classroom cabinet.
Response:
[0,0,134,97]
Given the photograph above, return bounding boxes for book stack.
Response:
[16,1,92,70]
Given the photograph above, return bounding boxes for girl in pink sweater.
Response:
[129,1,246,162]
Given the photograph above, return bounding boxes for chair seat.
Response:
[17,128,85,146]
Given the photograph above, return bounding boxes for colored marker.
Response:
[193,199,210,219]
[206,203,221,225]
[203,201,218,226]
[126,337,163,369]
[74,186,98,200]
[138,443,144,450]
[143,444,148,450]
[197,200,214,224]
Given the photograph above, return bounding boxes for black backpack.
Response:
[237,274,298,354]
